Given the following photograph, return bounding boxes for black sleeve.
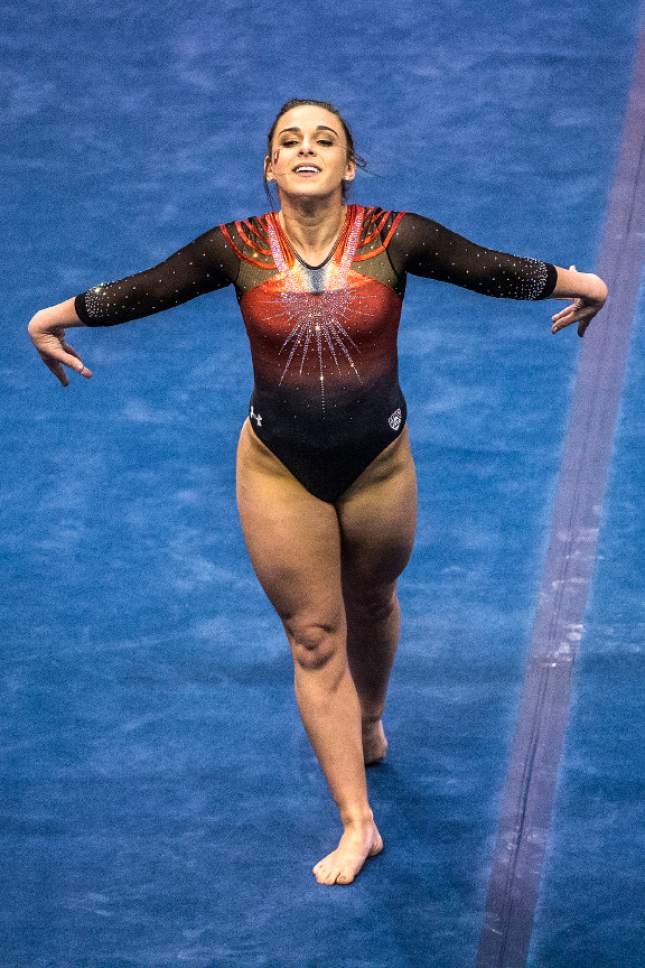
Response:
[387,211,558,300]
[74,224,240,327]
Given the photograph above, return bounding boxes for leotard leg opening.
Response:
[246,383,408,504]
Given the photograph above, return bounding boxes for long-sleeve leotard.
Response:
[74,207,556,327]
[74,206,557,501]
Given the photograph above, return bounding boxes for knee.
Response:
[344,585,398,622]
[284,619,344,672]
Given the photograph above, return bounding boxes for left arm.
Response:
[388,212,608,337]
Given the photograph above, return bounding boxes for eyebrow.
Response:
[278,125,339,137]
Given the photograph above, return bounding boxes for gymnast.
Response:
[28,98,608,886]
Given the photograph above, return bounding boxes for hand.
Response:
[28,316,93,387]
[551,265,608,338]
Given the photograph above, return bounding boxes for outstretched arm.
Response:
[28,223,239,385]
[71,224,237,327]
[388,212,607,336]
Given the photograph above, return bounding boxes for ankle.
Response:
[340,807,375,827]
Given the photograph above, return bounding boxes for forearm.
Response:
[549,266,607,302]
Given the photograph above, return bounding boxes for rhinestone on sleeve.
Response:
[389,212,557,301]
[73,223,237,326]
[83,282,114,320]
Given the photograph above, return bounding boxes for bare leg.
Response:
[290,622,385,882]
[288,608,372,825]
[344,586,401,763]
[235,419,383,885]
[336,426,418,764]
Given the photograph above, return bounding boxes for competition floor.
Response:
[3,2,644,965]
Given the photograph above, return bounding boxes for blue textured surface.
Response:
[529,277,645,968]
[2,1,643,965]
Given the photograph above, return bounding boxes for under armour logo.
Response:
[250,405,263,428]
[388,408,402,431]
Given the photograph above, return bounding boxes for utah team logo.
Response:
[388,408,402,430]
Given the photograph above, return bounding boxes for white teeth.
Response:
[295,166,319,173]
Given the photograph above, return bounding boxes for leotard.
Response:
[74,205,557,502]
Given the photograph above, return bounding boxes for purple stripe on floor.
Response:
[476,24,645,968]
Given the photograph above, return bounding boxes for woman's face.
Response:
[264,104,356,203]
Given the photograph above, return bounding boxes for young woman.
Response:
[28,98,608,887]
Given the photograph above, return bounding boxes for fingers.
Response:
[37,347,93,385]
[29,325,93,384]
[62,358,93,381]
[551,264,593,336]
[41,354,92,387]
[62,340,81,359]
[42,356,70,387]
[40,346,92,386]
[551,299,596,337]
[61,341,93,378]
[47,355,93,384]
[551,301,580,332]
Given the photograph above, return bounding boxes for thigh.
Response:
[235,418,344,631]
[336,425,418,596]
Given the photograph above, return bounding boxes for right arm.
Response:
[28,223,238,386]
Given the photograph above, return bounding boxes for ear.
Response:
[264,154,274,183]
[344,157,357,182]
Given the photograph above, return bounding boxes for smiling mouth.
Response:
[293,166,321,176]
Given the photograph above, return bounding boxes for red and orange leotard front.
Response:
[75,205,557,502]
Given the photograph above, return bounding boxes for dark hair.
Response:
[264,98,367,208]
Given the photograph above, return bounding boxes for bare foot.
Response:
[362,717,389,765]
[312,817,384,885]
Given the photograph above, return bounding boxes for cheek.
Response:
[272,148,280,166]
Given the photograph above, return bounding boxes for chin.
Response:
[282,183,341,203]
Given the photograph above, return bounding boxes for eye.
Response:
[318,139,333,146]
[282,139,298,146]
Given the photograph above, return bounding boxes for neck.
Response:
[277,192,347,254]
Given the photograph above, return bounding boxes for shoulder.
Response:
[353,205,408,261]
[214,212,275,269]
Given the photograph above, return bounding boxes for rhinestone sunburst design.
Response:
[277,286,363,413]
[267,210,366,413]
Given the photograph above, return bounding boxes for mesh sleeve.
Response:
[388,212,557,300]
[74,224,239,327]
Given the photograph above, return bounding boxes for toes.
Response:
[313,861,332,883]
[312,863,342,885]
[336,870,355,884]
[317,867,336,885]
